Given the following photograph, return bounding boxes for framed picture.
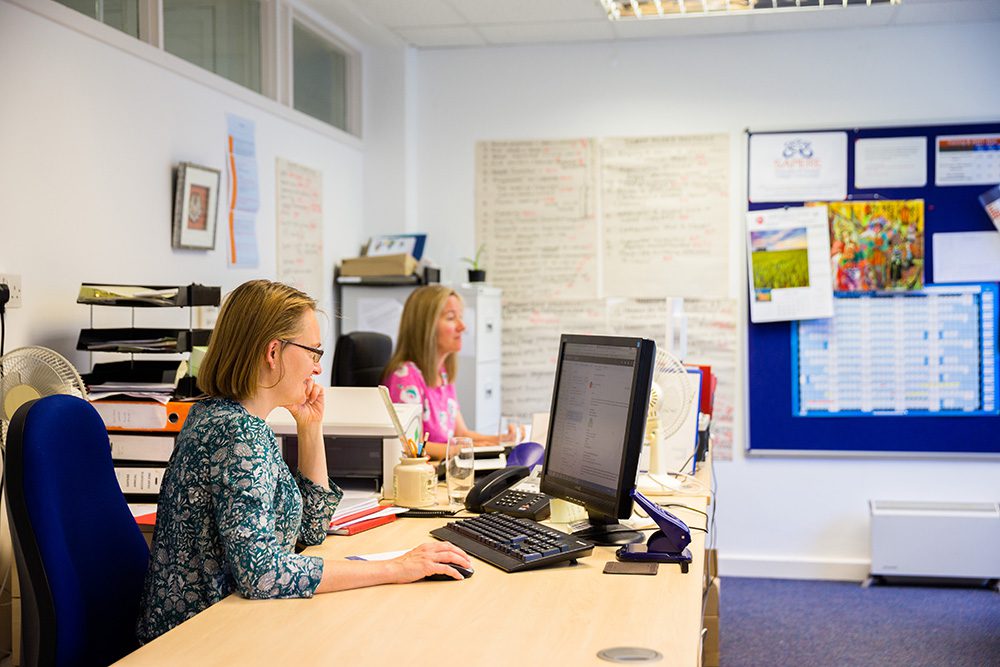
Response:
[172,162,221,250]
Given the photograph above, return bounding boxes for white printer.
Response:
[266,387,422,500]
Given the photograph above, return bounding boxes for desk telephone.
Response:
[464,466,551,521]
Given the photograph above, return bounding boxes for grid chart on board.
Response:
[792,284,997,417]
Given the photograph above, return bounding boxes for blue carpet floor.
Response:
[719,577,1000,667]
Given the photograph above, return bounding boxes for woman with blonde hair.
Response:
[384,285,514,460]
[137,280,470,643]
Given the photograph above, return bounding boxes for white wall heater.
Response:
[869,500,1000,580]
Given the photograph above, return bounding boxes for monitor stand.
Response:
[571,517,644,547]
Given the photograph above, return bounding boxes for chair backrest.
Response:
[4,394,150,667]
[330,331,393,387]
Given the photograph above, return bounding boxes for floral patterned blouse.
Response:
[136,398,342,644]
[387,361,459,444]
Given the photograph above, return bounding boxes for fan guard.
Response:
[649,349,691,440]
[0,346,88,423]
[642,349,692,475]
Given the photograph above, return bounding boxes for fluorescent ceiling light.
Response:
[599,0,901,20]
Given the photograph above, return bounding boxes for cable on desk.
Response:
[658,502,709,518]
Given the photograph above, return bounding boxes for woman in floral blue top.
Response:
[137,280,471,644]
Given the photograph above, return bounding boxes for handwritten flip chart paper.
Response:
[607,298,671,354]
[683,298,738,461]
[601,134,730,298]
[500,300,608,416]
[475,140,599,302]
[276,158,323,300]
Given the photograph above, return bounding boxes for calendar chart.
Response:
[793,285,997,417]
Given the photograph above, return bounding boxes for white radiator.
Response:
[869,500,1000,579]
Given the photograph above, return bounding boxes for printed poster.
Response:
[749,132,848,202]
[746,206,834,323]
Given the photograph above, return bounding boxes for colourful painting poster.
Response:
[823,199,924,292]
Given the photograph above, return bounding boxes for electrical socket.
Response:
[0,273,23,308]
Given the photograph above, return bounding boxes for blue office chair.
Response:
[330,331,393,387]
[4,394,150,667]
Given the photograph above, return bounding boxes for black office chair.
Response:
[330,331,393,387]
[5,394,150,666]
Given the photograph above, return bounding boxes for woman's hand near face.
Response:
[286,378,324,427]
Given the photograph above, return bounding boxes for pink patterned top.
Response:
[387,361,459,444]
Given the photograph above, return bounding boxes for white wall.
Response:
[412,22,1000,579]
[0,0,408,365]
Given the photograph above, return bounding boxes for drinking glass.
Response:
[445,436,475,506]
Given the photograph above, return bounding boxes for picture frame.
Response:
[172,162,221,250]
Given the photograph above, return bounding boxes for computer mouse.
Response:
[423,565,474,581]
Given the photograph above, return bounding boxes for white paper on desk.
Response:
[932,231,1000,282]
[746,206,834,323]
[749,132,847,202]
[855,137,927,189]
[345,549,408,562]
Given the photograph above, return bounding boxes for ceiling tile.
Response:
[892,0,1000,25]
[353,0,468,28]
[444,0,609,24]
[394,25,489,47]
[478,20,617,45]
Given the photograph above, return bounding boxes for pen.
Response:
[418,431,428,456]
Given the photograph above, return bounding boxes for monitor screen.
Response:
[540,334,655,546]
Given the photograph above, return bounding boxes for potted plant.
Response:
[462,244,487,283]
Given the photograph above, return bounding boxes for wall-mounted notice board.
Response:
[746,120,1000,456]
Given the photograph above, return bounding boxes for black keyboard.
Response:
[430,513,594,572]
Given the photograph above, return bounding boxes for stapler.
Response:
[616,489,693,572]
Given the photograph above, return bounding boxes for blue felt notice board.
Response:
[746,121,1000,455]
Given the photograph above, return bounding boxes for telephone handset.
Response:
[464,466,530,512]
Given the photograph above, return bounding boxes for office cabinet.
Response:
[455,284,502,434]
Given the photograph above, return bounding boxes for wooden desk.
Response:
[117,505,708,666]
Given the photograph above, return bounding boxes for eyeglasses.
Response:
[280,339,324,363]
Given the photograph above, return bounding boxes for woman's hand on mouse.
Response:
[388,542,472,583]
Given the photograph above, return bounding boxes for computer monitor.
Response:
[539,334,655,546]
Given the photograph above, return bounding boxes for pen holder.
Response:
[393,456,436,508]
